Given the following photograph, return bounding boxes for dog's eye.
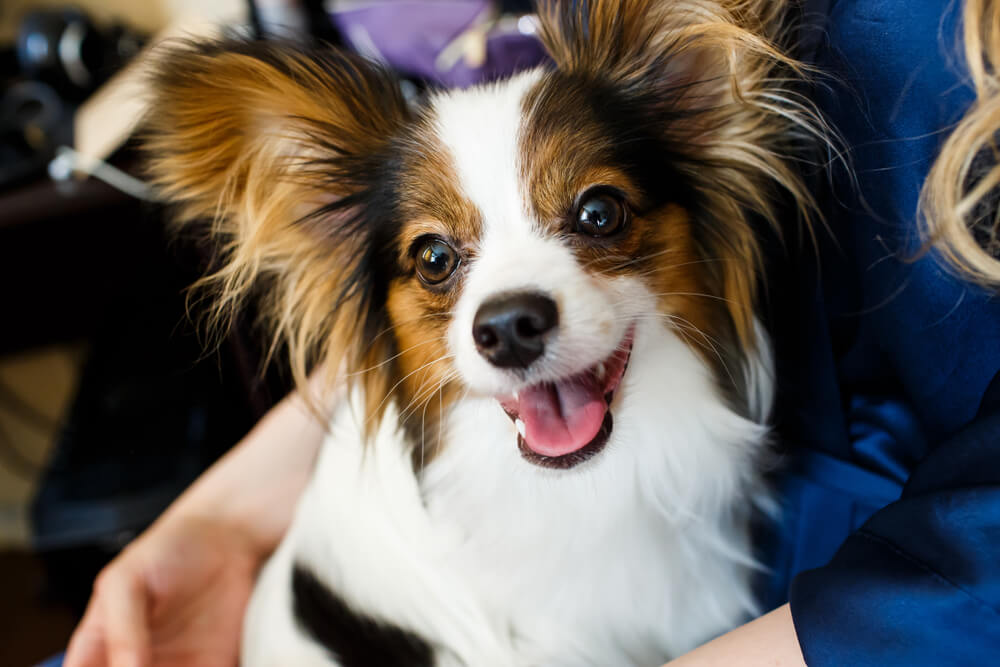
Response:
[575,190,627,237]
[415,238,459,285]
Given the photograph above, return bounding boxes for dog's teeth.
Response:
[596,362,606,380]
[515,418,526,437]
[513,390,519,401]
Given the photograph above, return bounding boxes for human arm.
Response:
[158,375,333,557]
[666,604,805,667]
[669,387,1000,667]
[64,377,335,667]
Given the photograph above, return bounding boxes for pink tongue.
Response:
[518,378,607,457]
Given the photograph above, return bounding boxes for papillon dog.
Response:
[146,1,821,664]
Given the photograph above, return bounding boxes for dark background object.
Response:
[16,9,143,99]
[0,6,265,663]
[0,79,71,190]
[0,8,145,192]
[0,152,290,616]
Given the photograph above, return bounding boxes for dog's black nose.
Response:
[473,292,558,369]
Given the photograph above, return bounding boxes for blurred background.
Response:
[0,1,540,664]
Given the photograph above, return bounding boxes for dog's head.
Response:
[147,0,818,469]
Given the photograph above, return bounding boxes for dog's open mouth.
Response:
[499,327,634,469]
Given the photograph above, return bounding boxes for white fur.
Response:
[242,75,775,667]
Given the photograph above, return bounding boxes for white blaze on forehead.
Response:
[430,69,542,235]
[432,69,628,399]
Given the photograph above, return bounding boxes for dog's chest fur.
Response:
[242,319,771,667]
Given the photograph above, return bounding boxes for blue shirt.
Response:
[763,1,1000,663]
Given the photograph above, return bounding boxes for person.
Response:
[62,377,333,667]
[63,0,1000,665]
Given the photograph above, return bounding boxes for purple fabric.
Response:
[330,1,547,87]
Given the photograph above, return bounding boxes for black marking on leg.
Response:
[291,563,434,667]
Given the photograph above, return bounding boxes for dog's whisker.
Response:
[346,336,451,376]
[401,365,459,412]
[398,367,460,424]
[366,353,455,426]
[664,315,739,389]
[644,291,738,304]
[366,312,456,346]
[415,369,459,466]
[581,248,735,274]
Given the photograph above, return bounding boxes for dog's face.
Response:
[147,0,815,470]
[398,71,724,469]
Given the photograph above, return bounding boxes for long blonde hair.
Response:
[921,0,1000,285]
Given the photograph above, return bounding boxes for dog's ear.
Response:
[537,0,823,352]
[146,40,408,223]
[145,41,410,400]
[536,0,792,107]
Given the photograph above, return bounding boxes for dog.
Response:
[146,1,820,664]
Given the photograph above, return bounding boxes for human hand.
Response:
[64,374,332,667]
[64,515,261,667]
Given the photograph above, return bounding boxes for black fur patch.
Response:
[291,564,435,667]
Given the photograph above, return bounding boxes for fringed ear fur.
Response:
[144,40,411,416]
